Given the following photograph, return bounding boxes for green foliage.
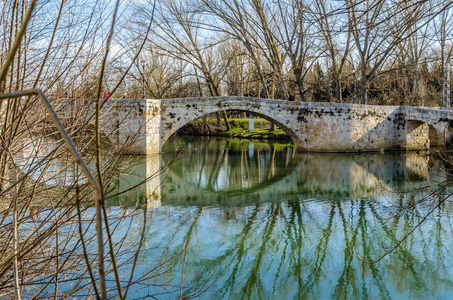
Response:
[224,127,289,140]
[178,117,290,140]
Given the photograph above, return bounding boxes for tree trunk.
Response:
[222,111,231,131]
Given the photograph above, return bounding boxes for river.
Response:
[107,136,453,299]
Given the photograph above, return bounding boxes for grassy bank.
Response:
[177,118,290,140]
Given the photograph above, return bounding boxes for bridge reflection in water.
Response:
[111,136,453,299]
[112,136,440,207]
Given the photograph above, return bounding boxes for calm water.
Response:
[113,136,453,299]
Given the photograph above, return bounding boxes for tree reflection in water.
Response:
[113,136,453,299]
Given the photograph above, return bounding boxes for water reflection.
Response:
[110,154,162,208]
[113,136,440,206]
[138,197,453,299]
[162,137,298,195]
[112,136,453,299]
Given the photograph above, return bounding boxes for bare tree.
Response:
[271,0,323,102]
[149,0,231,129]
[431,2,453,107]
[346,0,431,104]
[310,0,352,102]
[201,0,273,98]
[0,0,203,299]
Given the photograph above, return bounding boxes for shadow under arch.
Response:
[428,124,443,147]
[404,120,430,150]
[160,106,299,151]
[404,119,449,150]
[445,121,453,149]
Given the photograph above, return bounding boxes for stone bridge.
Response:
[103,97,453,154]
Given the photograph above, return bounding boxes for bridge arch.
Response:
[404,120,450,149]
[162,109,298,146]
[159,98,302,151]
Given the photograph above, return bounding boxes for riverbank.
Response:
[176,118,291,140]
